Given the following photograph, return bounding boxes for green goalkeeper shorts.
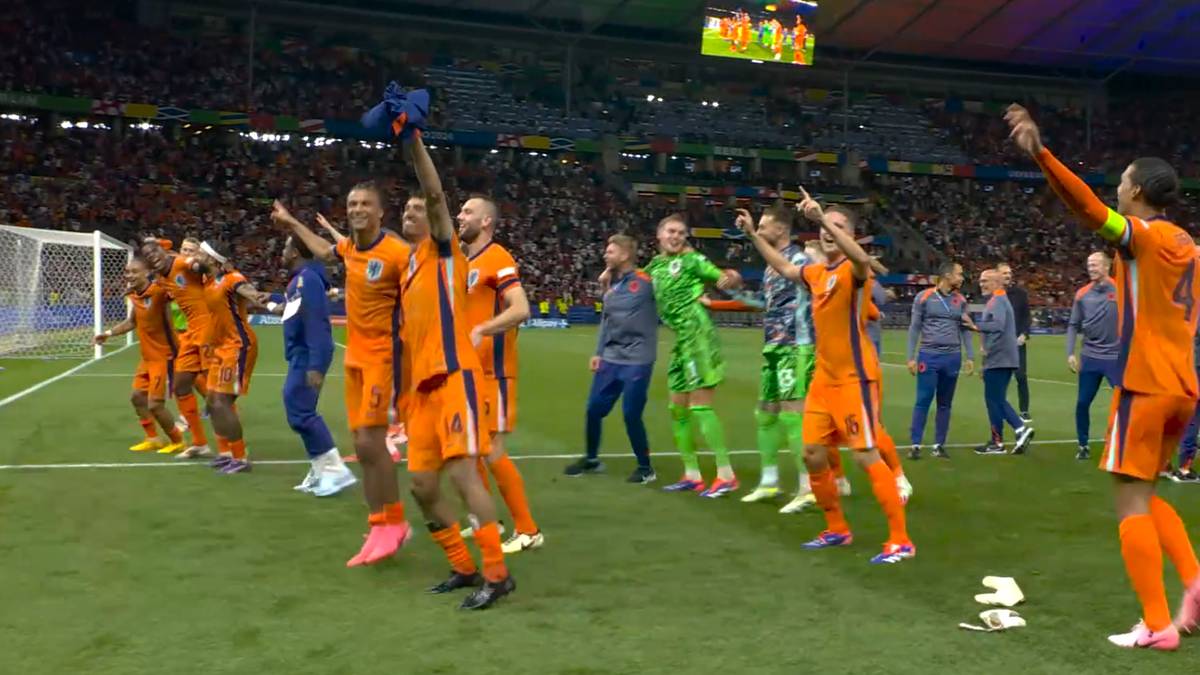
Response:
[666,323,724,394]
[759,343,815,403]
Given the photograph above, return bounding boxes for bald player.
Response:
[459,195,543,555]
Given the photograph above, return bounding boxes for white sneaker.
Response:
[311,468,358,497]
[740,485,781,503]
[176,444,214,460]
[501,531,545,554]
[460,516,506,540]
[897,475,913,504]
[294,467,319,493]
[779,492,818,514]
[837,476,852,497]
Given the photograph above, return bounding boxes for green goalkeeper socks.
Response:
[780,410,808,490]
[754,408,781,486]
[669,403,701,480]
[691,405,733,480]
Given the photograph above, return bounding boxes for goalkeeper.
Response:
[641,214,742,498]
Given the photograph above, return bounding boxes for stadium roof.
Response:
[297,0,1200,77]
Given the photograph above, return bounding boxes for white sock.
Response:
[318,448,344,472]
[760,465,778,487]
[716,465,735,481]
[798,472,811,494]
[684,468,703,481]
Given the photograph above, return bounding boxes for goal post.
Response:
[0,225,134,360]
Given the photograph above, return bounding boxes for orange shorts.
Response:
[132,359,174,400]
[1100,387,1196,481]
[344,362,397,431]
[208,341,257,397]
[408,369,490,473]
[802,379,887,450]
[174,329,208,373]
[487,377,517,434]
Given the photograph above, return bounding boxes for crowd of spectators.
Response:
[5,1,1200,311]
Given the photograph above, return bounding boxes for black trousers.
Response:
[1016,343,1030,415]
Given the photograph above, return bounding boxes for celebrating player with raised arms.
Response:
[1008,104,1200,650]
[93,257,185,454]
[644,213,742,497]
[274,189,415,566]
[743,188,913,564]
[402,131,514,609]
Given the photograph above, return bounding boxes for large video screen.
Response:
[701,1,818,66]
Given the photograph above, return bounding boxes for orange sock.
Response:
[216,436,230,456]
[866,460,909,544]
[177,393,207,446]
[432,524,478,575]
[473,521,508,582]
[384,502,406,525]
[827,445,845,479]
[229,439,246,460]
[139,417,157,439]
[489,455,538,534]
[1120,514,1172,631]
[876,432,904,478]
[810,468,849,534]
[1150,496,1200,588]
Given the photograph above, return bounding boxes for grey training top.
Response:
[596,269,658,365]
[977,291,1019,370]
[867,281,887,347]
[906,287,975,360]
[1065,278,1118,360]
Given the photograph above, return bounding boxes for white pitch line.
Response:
[0,438,1093,471]
[0,344,135,410]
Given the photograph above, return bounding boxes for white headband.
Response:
[200,241,228,265]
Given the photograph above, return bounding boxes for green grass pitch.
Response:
[2,326,1199,674]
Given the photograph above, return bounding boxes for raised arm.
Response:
[736,208,804,283]
[272,200,336,262]
[1006,104,1126,244]
[797,188,873,280]
[316,214,348,246]
[406,132,454,244]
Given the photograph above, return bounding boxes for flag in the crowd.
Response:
[154,106,189,121]
[91,100,121,116]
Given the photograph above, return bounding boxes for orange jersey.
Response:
[335,234,411,368]
[1112,216,1200,397]
[466,242,522,380]
[161,256,210,336]
[203,270,255,350]
[128,280,178,362]
[802,259,881,385]
[402,234,482,387]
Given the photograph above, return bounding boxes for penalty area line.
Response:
[0,438,1090,471]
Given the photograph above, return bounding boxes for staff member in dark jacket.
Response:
[973,269,1035,456]
[565,234,659,483]
[270,235,355,497]
[997,262,1032,421]
[1065,252,1119,460]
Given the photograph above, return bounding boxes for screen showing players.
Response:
[701,1,817,66]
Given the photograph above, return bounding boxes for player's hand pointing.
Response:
[735,208,755,236]
[796,186,824,223]
[1004,104,1044,157]
[271,200,295,228]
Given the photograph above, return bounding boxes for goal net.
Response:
[0,226,134,359]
